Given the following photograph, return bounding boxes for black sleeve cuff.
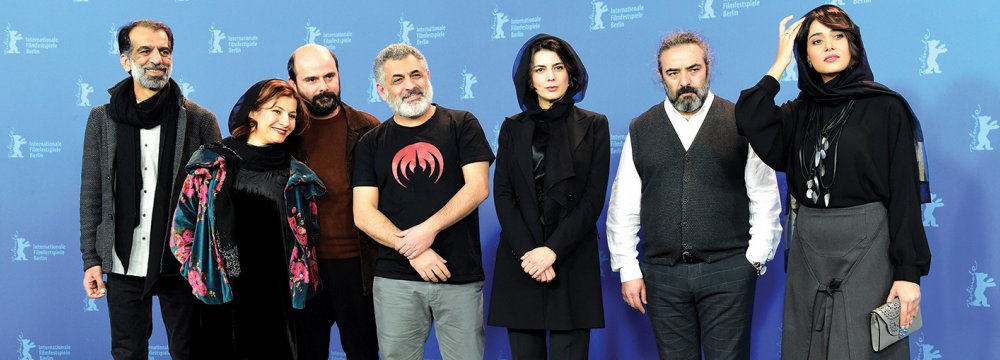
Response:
[893,265,922,284]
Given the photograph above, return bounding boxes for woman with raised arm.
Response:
[735,5,931,359]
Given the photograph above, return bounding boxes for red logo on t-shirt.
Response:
[391,142,444,188]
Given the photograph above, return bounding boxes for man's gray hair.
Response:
[372,44,429,88]
[657,31,712,75]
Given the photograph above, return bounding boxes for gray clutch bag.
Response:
[870,298,922,352]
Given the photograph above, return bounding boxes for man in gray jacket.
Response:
[80,20,220,360]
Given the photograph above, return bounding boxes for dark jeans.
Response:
[298,257,379,360]
[508,328,591,360]
[644,253,758,360]
[106,273,198,360]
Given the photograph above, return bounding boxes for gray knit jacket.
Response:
[79,80,221,273]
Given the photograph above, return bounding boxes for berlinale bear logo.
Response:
[208,25,226,54]
[967,262,997,308]
[367,74,382,104]
[589,0,609,30]
[460,68,478,100]
[5,25,24,54]
[919,30,947,76]
[392,142,444,188]
[11,232,30,261]
[970,105,997,152]
[304,21,321,44]
[492,7,509,39]
[76,78,94,107]
[17,334,36,360]
[398,16,415,45]
[83,297,99,312]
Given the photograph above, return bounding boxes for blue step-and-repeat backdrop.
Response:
[2,0,997,359]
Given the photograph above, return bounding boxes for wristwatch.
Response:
[752,262,767,276]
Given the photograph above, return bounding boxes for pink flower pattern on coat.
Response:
[171,229,194,263]
[174,150,323,309]
[187,269,208,297]
[288,212,309,247]
[181,177,196,201]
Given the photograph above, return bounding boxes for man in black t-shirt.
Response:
[353,43,494,360]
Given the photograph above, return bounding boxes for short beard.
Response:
[305,90,341,117]
[667,83,708,113]
[388,82,434,118]
[129,57,171,90]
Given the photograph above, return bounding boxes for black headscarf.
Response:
[109,77,180,272]
[793,5,931,203]
[212,79,296,276]
[512,33,589,117]
[222,79,300,169]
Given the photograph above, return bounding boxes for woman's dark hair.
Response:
[231,80,309,139]
[527,38,579,92]
[797,5,863,70]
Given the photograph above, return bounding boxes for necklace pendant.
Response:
[823,193,831,207]
[807,179,814,189]
[819,149,827,160]
[814,151,821,167]
[806,188,815,202]
[819,164,826,177]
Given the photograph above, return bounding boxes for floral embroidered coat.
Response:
[170,147,325,309]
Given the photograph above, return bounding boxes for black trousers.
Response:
[297,257,379,360]
[105,273,198,360]
[507,328,591,360]
[644,253,758,360]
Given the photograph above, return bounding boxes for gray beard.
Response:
[389,83,434,118]
[671,94,705,113]
[129,57,171,90]
[667,86,708,113]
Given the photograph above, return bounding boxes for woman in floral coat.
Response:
[170,79,325,358]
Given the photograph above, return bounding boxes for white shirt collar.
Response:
[662,90,715,122]
[662,90,715,150]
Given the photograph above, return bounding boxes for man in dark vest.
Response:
[80,20,221,359]
[606,32,782,360]
[287,43,381,360]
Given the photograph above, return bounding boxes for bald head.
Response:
[288,44,342,118]
[288,44,339,81]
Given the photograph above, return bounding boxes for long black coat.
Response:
[487,106,609,330]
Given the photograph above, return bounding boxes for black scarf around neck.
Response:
[109,77,180,272]
[210,137,291,278]
[792,13,931,203]
[210,80,296,277]
[512,34,588,206]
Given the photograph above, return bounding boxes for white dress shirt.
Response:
[606,92,782,283]
[110,125,160,277]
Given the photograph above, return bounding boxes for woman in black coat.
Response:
[488,33,609,359]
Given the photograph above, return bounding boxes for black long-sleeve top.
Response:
[736,75,930,283]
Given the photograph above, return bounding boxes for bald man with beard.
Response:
[288,44,380,360]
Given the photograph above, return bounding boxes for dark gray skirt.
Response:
[782,202,909,359]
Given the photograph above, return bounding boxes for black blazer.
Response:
[487,106,609,330]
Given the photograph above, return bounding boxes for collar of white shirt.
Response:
[662,91,715,151]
